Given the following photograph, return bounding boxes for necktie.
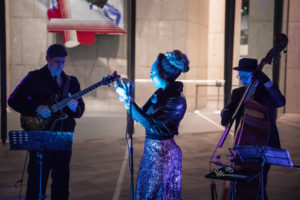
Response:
[53,76,61,87]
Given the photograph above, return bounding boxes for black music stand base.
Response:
[210,182,218,200]
[231,181,237,200]
[36,152,46,200]
[260,161,264,200]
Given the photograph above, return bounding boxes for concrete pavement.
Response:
[1,106,300,199]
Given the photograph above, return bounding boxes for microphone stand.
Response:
[127,82,135,200]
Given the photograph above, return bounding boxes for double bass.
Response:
[209,33,288,200]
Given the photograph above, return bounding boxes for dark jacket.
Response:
[223,83,285,148]
[131,81,187,140]
[8,65,85,132]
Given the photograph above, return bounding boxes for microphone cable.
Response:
[14,151,29,200]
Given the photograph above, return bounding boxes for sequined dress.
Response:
[131,82,187,200]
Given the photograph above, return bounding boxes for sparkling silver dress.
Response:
[131,82,187,200]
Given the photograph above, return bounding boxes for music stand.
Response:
[9,130,74,200]
[234,145,295,200]
[205,160,259,200]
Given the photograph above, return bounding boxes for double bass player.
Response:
[220,58,286,199]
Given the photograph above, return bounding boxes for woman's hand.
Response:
[116,87,128,103]
[115,79,130,109]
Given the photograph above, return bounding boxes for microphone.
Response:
[127,81,135,96]
[127,81,135,137]
[127,81,135,88]
[127,81,135,104]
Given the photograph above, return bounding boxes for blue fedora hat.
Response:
[233,58,258,72]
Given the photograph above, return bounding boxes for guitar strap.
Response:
[62,75,71,99]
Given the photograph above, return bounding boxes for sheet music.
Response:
[234,145,294,168]
[9,130,74,151]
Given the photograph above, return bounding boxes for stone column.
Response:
[135,0,210,111]
[285,0,300,113]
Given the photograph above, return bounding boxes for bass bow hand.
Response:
[253,70,270,84]
[220,108,231,126]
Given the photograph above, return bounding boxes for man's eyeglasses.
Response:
[236,74,252,79]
